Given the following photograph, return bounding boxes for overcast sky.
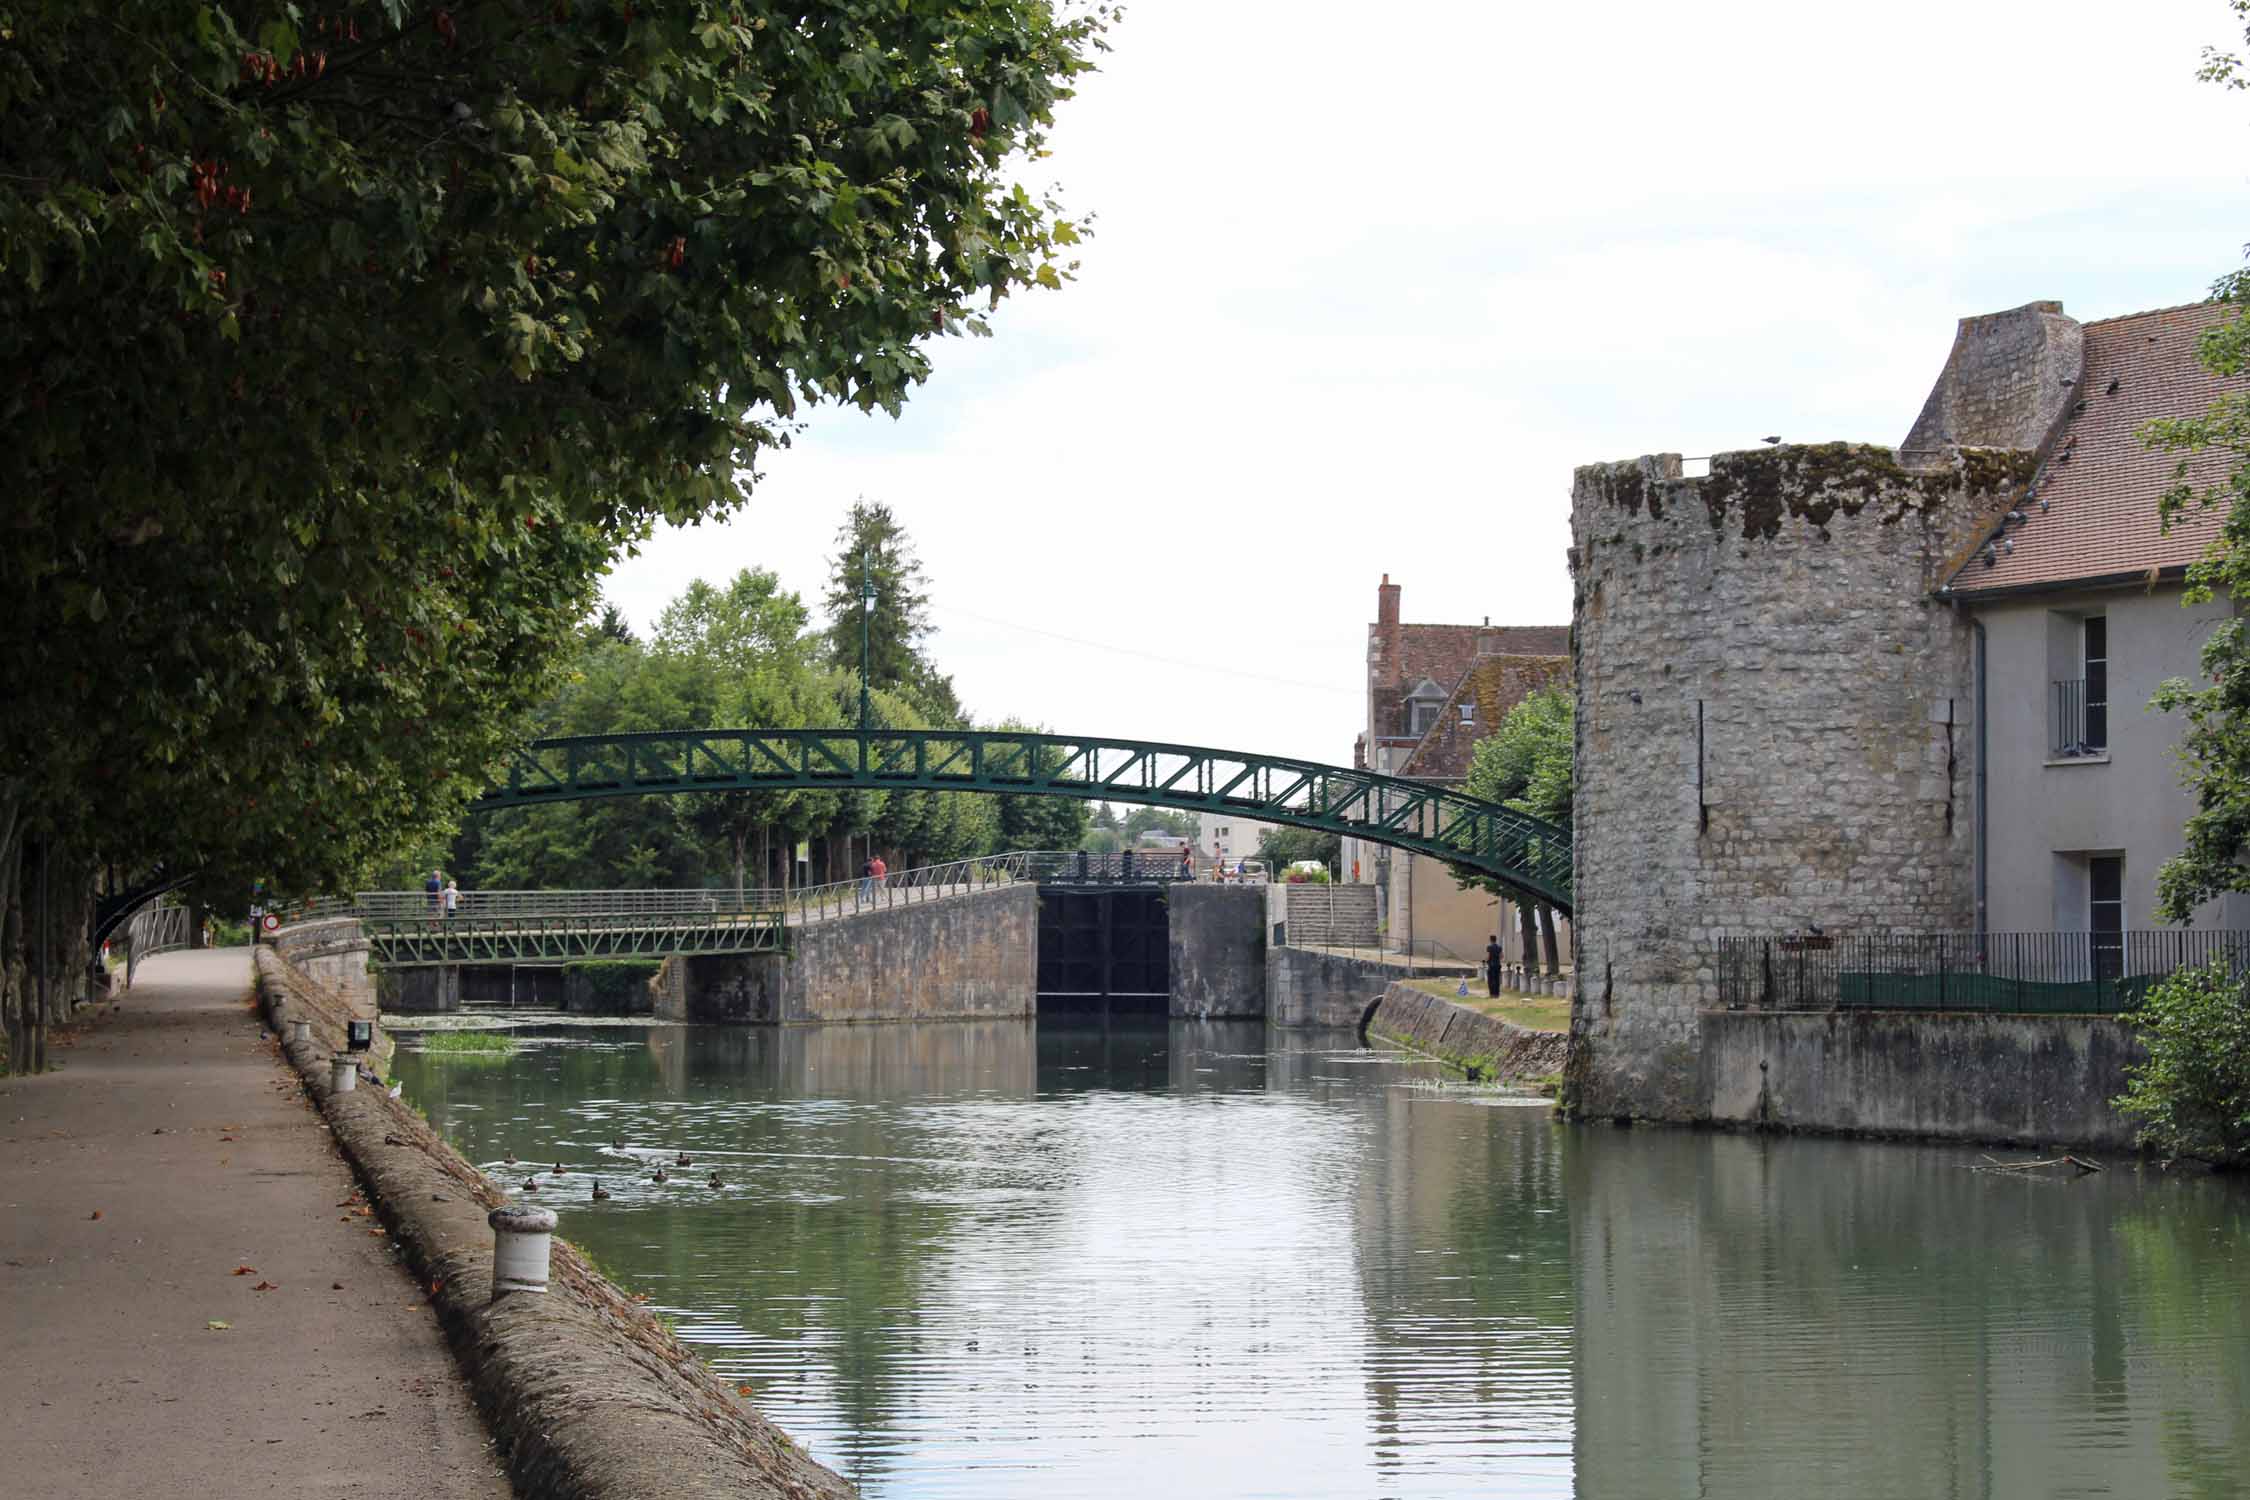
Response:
[604,0,2249,766]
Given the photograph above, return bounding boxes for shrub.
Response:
[2116,959,2250,1168]
[417,1030,519,1057]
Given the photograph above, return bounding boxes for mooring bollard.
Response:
[329,1054,356,1093]
[489,1205,559,1297]
[289,1019,311,1046]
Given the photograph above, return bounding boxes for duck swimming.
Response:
[521,1177,539,1192]
[652,1166,668,1184]
[591,1181,611,1201]
[707,1172,723,1190]
[675,1151,693,1167]
[503,1150,518,1166]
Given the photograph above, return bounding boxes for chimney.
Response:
[1377,573,1401,628]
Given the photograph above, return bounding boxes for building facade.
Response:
[1342,576,1570,963]
[1568,298,2250,1122]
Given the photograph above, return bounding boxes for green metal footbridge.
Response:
[475,728,1573,911]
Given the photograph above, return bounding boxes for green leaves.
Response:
[2117,959,2250,1167]
[0,0,1109,900]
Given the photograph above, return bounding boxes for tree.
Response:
[1257,825,1340,872]
[988,719,1088,851]
[1456,685,1574,975]
[2116,959,2250,1168]
[0,0,1108,1067]
[823,499,961,724]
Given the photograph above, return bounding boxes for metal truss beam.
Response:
[366,910,788,967]
[475,730,1574,911]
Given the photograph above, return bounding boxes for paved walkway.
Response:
[0,948,510,1499]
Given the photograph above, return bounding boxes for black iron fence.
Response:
[1716,930,2250,1015]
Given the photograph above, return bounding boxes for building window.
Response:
[2083,616,2108,751]
[1410,701,1438,736]
[2090,854,2123,980]
[2049,614,2109,758]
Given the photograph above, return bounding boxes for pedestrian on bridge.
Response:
[425,869,443,916]
[870,853,887,896]
[444,879,460,919]
[859,857,876,904]
[1485,934,1504,1000]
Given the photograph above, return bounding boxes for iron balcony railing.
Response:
[365,908,789,967]
[2050,678,2107,758]
[1716,930,2250,1015]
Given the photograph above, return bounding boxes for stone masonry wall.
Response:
[669,883,1036,1024]
[1568,444,2027,1120]
[1166,884,1265,1018]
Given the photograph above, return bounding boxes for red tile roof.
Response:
[1947,300,2248,597]
[1369,623,1569,741]
[1398,654,1571,780]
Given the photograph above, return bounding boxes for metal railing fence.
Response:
[118,901,192,985]
[1716,930,2250,1015]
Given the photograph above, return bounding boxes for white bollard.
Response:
[329,1055,357,1093]
[289,1019,311,1045]
[489,1205,559,1297]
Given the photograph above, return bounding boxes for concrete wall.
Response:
[1266,945,1465,1029]
[1165,884,1265,1018]
[1697,1010,2146,1151]
[1568,444,2020,1120]
[379,964,461,1014]
[662,882,1036,1024]
[1365,981,1569,1080]
[270,918,371,1003]
[1975,584,2248,931]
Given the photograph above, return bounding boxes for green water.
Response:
[393,1020,2250,1499]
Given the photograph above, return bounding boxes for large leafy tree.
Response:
[0,0,1106,903]
[1454,684,1573,974]
[2147,3,2250,922]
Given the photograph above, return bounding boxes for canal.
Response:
[393,1020,2250,1499]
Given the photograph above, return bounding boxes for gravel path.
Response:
[0,947,511,1499]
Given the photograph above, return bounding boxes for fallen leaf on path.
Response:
[232,1266,257,1276]
[206,1320,230,1331]
[219,1135,236,1142]
[331,1282,344,1290]
[736,1383,755,1397]
[252,1281,278,1291]
[87,1210,101,1220]
[366,1228,385,1237]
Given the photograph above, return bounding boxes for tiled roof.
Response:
[1369,623,1570,740]
[1947,300,2247,597]
[1398,654,1571,780]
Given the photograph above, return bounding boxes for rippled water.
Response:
[394,1020,2250,1499]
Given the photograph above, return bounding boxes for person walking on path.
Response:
[1178,848,1193,882]
[0,948,510,1499]
[859,857,875,904]
[1485,934,1504,999]
[443,878,461,919]
[869,853,886,899]
[424,868,443,916]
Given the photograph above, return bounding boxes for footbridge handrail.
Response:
[474,729,1575,909]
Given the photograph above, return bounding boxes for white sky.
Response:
[605,0,2249,765]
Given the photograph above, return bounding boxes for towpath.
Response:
[0,947,510,1499]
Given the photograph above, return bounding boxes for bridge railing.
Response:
[352,887,779,921]
[779,851,1040,925]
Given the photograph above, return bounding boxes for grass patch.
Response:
[415,1029,520,1056]
[1401,976,1571,1033]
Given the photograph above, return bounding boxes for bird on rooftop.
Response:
[2106,378,2120,395]
[591,1181,611,1201]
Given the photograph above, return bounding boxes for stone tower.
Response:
[1564,303,2083,1119]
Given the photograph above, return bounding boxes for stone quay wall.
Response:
[1365,982,1568,1081]
[1698,1010,2146,1152]
[1266,946,1468,1029]
[1567,444,2027,1121]
[663,881,1036,1023]
[1166,884,1266,1018]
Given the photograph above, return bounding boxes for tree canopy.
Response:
[1463,684,1573,826]
[0,0,1108,907]
[2147,0,2250,922]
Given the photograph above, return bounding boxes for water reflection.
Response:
[394,1021,2249,1499]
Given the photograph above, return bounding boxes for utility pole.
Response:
[858,549,875,736]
